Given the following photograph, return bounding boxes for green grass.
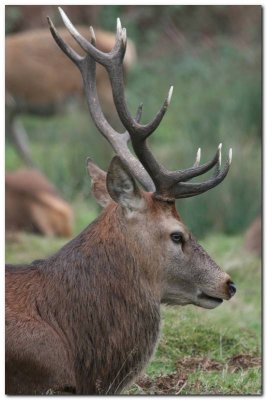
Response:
[5,201,261,395]
[184,368,261,395]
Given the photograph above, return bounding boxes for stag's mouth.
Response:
[196,291,223,309]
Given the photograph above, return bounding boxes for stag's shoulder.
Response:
[5,260,45,282]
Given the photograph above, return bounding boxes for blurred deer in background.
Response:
[5,9,236,395]
[5,25,136,166]
[244,216,261,256]
[5,168,73,237]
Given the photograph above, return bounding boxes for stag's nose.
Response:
[227,281,236,298]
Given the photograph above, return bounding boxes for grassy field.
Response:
[5,202,261,395]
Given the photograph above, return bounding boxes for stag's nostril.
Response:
[228,281,236,297]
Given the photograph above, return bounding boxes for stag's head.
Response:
[48,9,236,309]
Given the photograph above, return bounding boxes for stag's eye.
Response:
[170,232,184,244]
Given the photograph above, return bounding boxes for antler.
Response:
[48,8,232,200]
[47,11,155,192]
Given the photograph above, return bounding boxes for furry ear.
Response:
[106,156,144,211]
[86,158,112,208]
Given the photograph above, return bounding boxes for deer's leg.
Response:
[9,119,36,167]
[6,95,35,167]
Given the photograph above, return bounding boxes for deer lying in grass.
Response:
[5,9,236,395]
[5,168,73,237]
[6,25,136,166]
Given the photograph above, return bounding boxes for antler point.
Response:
[58,6,78,38]
[167,86,174,105]
[117,18,122,32]
[90,26,96,44]
[218,143,222,166]
[193,147,201,166]
[122,27,127,46]
[58,6,64,15]
[229,148,233,164]
[47,16,52,27]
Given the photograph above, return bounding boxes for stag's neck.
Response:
[44,203,162,302]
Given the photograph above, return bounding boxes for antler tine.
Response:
[58,7,111,67]
[48,11,155,192]
[170,148,232,199]
[112,18,127,57]
[171,144,221,184]
[194,148,201,167]
[135,103,143,123]
[47,16,83,67]
[89,26,96,46]
[212,143,222,177]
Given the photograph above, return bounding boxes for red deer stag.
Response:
[5,168,73,237]
[6,25,136,166]
[5,9,236,395]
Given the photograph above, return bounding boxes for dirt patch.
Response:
[135,353,261,395]
[228,354,261,372]
[175,354,261,373]
[176,356,222,372]
[136,372,187,395]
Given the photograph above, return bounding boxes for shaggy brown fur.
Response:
[6,202,160,394]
